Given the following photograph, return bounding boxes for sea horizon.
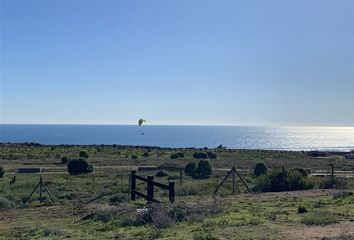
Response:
[1,124,353,152]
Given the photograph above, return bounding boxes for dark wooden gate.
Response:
[130,170,175,203]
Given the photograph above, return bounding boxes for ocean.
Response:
[0,124,353,151]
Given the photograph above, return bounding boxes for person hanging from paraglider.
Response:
[138,118,146,135]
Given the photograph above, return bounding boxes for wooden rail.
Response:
[130,170,175,203]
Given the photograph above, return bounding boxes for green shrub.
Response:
[302,211,339,225]
[67,158,93,175]
[79,151,89,158]
[131,155,138,160]
[268,170,288,192]
[253,174,271,192]
[287,169,307,190]
[196,160,212,179]
[142,152,150,157]
[177,152,185,158]
[155,171,168,177]
[298,203,308,214]
[170,154,179,159]
[193,152,208,159]
[253,168,314,192]
[0,166,4,178]
[0,196,13,209]
[253,162,268,176]
[185,162,197,176]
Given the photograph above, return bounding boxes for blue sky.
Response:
[1,0,353,126]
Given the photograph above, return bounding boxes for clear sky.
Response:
[1,0,353,126]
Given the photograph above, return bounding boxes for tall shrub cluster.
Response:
[67,158,93,175]
[253,168,314,192]
[184,160,212,179]
[253,162,268,176]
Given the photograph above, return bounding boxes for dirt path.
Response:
[283,221,354,239]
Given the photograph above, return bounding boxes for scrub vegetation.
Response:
[0,143,354,239]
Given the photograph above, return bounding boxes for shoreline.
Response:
[1,142,353,153]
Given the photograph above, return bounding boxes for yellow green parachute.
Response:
[138,118,146,126]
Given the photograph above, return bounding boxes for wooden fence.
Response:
[130,170,175,203]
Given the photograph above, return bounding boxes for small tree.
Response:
[254,162,268,176]
[79,151,89,158]
[67,158,93,175]
[184,162,197,176]
[0,166,4,178]
[196,160,212,179]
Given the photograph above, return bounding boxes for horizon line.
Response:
[0,122,353,128]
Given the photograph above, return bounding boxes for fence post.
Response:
[39,175,43,202]
[147,176,154,202]
[232,168,236,194]
[169,182,175,203]
[131,171,136,201]
[179,169,183,185]
[330,164,334,188]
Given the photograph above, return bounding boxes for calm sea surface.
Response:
[0,125,353,151]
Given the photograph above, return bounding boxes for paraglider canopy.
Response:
[138,118,146,126]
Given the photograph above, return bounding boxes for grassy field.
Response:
[0,143,354,239]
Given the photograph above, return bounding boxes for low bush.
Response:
[67,158,93,175]
[79,151,89,158]
[297,203,308,214]
[193,152,208,159]
[142,152,150,158]
[155,171,168,177]
[177,152,185,158]
[0,196,13,209]
[0,166,4,178]
[302,211,339,225]
[170,154,179,159]
[131,155,138,160]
